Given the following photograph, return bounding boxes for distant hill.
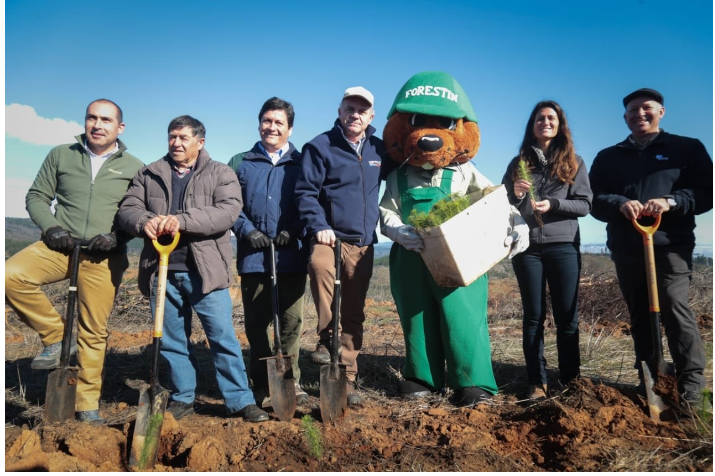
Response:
[5,217,41,257]
[6,217,41,241]
[4,217,144,258]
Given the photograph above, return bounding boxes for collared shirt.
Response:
[170,160,194,178]
[339,127,366,155]
[85,141,119,182]
[628,130,661,150]
[258,142,289,164]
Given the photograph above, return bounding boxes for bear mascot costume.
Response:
[379,71,529,406]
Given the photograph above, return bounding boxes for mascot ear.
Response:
[454,121,481,164]
[383,112,409,165]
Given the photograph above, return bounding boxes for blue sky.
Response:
[4,0,713,247]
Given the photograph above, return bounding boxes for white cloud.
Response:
[5,104,83,146]
[5,178,32,218]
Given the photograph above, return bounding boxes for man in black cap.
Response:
[589,88,712,406]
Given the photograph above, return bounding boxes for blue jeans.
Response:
[151,272,255,414]
[512,242,581,385]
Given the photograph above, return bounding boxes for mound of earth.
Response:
[5,378,711,472]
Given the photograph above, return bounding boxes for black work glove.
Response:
[87,232,118,252]
[274,230,291,246]
[43,226,74,251]
[246,229,271,249]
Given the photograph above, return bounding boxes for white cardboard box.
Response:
[417,185,512,287]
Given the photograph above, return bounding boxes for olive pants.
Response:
[240,272,306,388]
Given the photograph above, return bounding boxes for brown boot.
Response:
[528,384,548,400]
[311,341,331,365]
[346,380,361,406]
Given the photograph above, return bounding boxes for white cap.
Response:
[343,86,374,107]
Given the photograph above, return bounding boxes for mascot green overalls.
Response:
[379,71,529,406]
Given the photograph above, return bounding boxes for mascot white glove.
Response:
[504,212,530,259]
[396,225,424,252]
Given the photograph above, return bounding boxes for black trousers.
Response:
[512,242,582,385]
[612,246,706,394]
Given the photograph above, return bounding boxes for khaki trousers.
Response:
[5,241,128,411]
[308,241,373,381]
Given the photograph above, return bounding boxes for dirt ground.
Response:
[5,262,714,472]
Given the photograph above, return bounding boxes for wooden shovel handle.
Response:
[631,214,661,238]
[631,217,661,312]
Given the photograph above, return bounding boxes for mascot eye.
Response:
[410,114,428,127]
[438,117,457,130]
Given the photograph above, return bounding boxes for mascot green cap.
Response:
[386,71,478,123]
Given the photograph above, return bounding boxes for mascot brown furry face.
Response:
[379,71,528,406]
[383,109,480,170]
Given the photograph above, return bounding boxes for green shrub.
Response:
[408,194,471,230]
[301,415,323,458]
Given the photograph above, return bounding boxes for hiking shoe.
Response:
[528,384,548,400]
[452,387,492,407]
[398,379,431,399]
[76,410,106,425]
[311,341,331,365]
[233,404,269,423]
[346,381,361,406]
[31,342,78,370]
[681,390,705,407]
[167,400,195,420]
[295,383,309,405]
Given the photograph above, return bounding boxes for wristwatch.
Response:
[664,195,677,209]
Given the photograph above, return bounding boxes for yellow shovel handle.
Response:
[151,232,181,338]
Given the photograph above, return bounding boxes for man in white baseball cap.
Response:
[295,86,388,406]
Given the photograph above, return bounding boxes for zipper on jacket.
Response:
[84,179,95,239]
[82,148,123,239]
[360,154,368,243]
[82,150,94,239]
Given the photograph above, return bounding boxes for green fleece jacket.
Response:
[25,134,143,240]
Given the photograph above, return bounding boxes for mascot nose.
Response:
[417,135,443,152]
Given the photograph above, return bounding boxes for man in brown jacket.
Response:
[118,115,268,423]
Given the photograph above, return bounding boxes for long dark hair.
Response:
[515,100,578,184]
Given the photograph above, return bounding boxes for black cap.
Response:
[622,88,664,108]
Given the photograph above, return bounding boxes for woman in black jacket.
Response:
[502,100,593,400]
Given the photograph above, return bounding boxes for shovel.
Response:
[44,239,90,423]
[632,215,676,422]
[320,237,348,423]
[261,241,296,421]
[129,232,181,470]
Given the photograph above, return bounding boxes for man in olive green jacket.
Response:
[5,99,143,424]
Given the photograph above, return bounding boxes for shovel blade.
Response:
[266,356,296,421]
[642,360,676,422]
[128,386,169,470]
[319,363,347,423]
[44,367,79,423]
